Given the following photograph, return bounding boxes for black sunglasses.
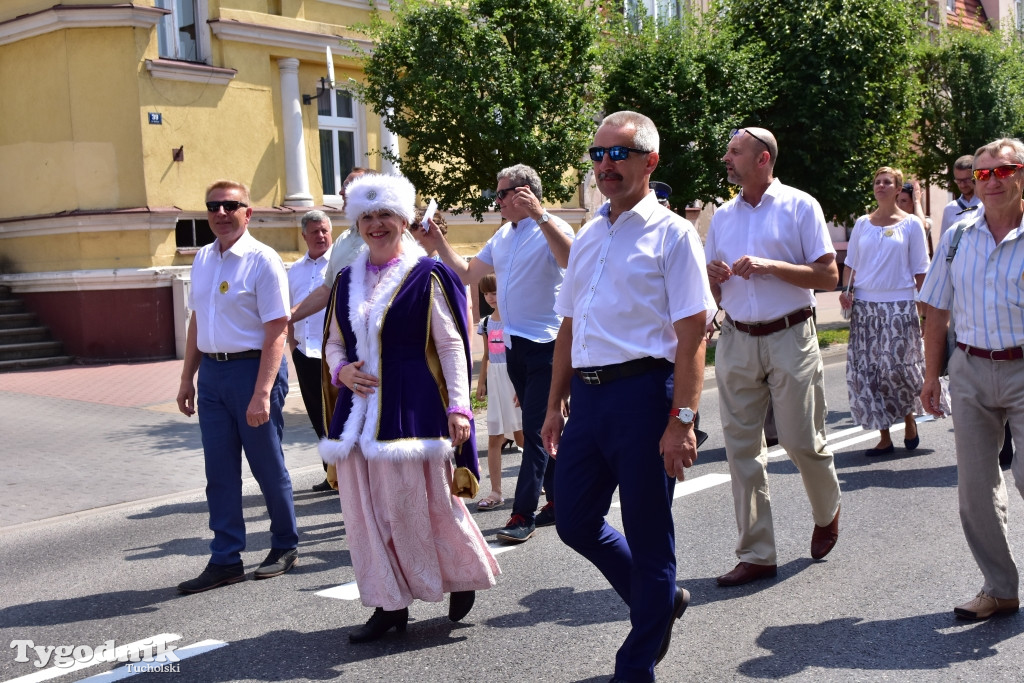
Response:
[588,146,651,162]
[730,128,771,151]
[206,200,248,213]
[495,188,516,201]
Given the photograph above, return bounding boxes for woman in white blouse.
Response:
[839,167,930,456]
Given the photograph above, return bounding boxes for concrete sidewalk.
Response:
[0,291,847,530]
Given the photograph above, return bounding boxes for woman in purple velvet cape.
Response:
[318,174,499,644]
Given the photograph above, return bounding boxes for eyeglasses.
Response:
[495,188,516,201]
[588,146,651,162]
[730,128,771,151]
[972,164,1024,182]
[206,200,248,213]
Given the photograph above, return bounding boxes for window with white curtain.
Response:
[156,0,204,62]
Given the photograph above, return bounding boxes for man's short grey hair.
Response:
[301,209,331,232]
[497,164,542,200]
[953,155,975,171]
[600,111,660,153]
[974,138,1024,166]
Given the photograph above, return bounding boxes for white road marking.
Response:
[316,581,361,600]
[6,634,182,683]
[76,640,227,682]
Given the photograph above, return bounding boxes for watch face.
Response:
[678,408,695,424]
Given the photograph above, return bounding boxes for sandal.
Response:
[477,491,504,510]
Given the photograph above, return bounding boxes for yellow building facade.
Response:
[0,1,576,359]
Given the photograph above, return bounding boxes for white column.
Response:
[380,109,400,174]
[278,58,313,207]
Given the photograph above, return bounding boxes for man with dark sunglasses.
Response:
[418,164,574,544]
[706,127,842,587]
[542,110,715,681]
[939,155,981,238]
[176,179,299,593]
[920,137,1024,621]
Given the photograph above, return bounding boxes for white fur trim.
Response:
[319,242,454,465]
[344,174,416,225]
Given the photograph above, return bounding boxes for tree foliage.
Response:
[912,26,1024,193]
[601,9,771,209]
[721,0,922,221]
[357,0,601,219]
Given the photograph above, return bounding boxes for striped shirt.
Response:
[917,214,1024,349]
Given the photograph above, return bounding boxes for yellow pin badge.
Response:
[219,281,229,294]
[884,229,894,237]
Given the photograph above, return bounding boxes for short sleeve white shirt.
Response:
[846,214,929,302]
[939,195,982,238]
[555,192,715,368]
[288,246,332,358]
[918,214,1024,349]
[324,227,367,286]
[189,231,290,353]
[705,179,835,322]
[476,215,575,345]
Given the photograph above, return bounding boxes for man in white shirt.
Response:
[176,180,299,593]
[939,155,982,238]
[706,128,842,587]
[417,164,574,544]
[541,110,713,681]
[288,210,334,492]
[920,138,1024,621]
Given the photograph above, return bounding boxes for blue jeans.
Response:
[505,336,555,522]
[555,368,676,683]
[198,355,298,565]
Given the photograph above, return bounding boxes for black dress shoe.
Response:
[177,562,245,594]
[311,479,334,492]
[904,434,920,451]
[349,607,409,643]
[655,587,690,665]
[254,548,298,579]
[449,590,475,622]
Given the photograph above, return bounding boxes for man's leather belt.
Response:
[956,342,1024,361]
[574,357,672,386]
[731,307,813,337]
[206,350,262,361]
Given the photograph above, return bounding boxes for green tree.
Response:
[356,0,602,219]
[722,0,922,221]
[601,9,771,209]
[912,25,1024,193]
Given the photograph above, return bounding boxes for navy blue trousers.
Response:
[555,368,677,683]
[197,355,298,565]
[505,336,556,522]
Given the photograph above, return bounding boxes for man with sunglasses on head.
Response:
[706,127,842,587]
[939,155,982,239]
[176,180,299,593]
[919,138,1024,621]
[541,111,714,682]
[417,164,574,544]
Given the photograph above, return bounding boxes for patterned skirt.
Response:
[846,299,925,430]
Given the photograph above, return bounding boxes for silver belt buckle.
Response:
[212,352,230,361]
[580,370,600,385]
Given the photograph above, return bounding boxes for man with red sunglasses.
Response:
[920,138,1024,621]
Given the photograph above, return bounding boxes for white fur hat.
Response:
[344,173,416,225]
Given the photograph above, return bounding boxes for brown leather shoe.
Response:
[954,591,1020,620]
[716,561,778,587]
[811,505,840,559]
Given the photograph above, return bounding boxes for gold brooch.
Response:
[219,281,229,294]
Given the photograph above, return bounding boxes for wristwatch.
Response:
[538,210,552,224]
[669,407,696,425]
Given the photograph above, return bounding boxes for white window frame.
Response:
[946,0,956,12]
[155,0,211,64]
[318,88,366,205]
[625,0,683,25]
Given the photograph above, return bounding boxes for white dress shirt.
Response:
[939,195,982,238]
[555,192,715,368]
[288,246,332,358]
[705,179,835,323]
[189,231,290,353]
[477,215,575,345]
[918,213,1024,350]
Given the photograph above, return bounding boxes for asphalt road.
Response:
[3,360,1024,683]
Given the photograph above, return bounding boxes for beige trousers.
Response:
[716,316,841,565]
[949,349,1024,599]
